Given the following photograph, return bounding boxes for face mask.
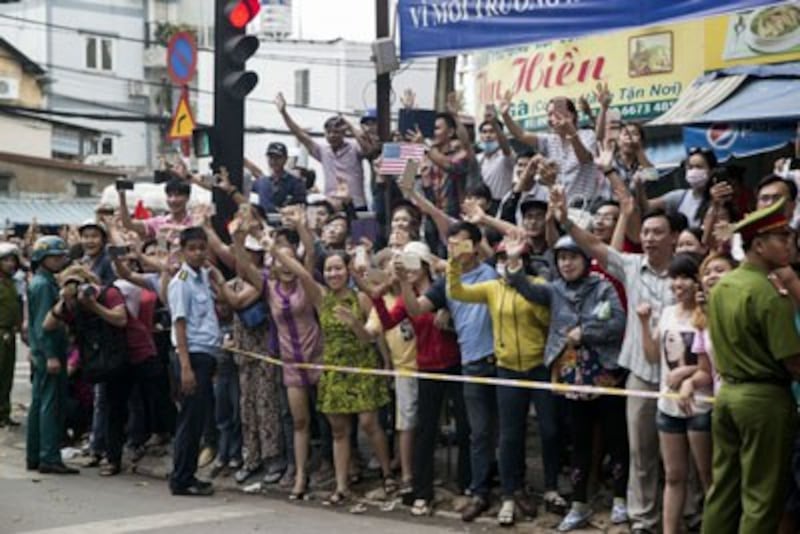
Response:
[496,263,506,277]
[685,168,709,189]
[479,141,499,154]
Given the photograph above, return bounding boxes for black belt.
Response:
[722,375,790,387]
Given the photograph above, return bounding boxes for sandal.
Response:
[410,498,432,517]
[383,475,399,496]
[323,490,351,506]
[288,476,309,501]
[99,463,121,476]
[544,491,569,515]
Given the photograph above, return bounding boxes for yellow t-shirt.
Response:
[366,294,417,371]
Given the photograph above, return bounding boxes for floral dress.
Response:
[317,289,389,414]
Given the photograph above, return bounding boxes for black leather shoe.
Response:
[26,462,39,471]
[171,482,214,496]
[461,495,490,522]
[39,463,79,475]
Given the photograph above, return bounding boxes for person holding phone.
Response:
[447,229,564,526]
[119,178,193,241]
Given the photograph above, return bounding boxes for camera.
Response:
[79,284,96,299]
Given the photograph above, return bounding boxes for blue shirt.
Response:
[426,262,497,364]
[168,263,222,356]
[252,171,307,214]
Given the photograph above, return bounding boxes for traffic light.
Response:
[212,0,261,235]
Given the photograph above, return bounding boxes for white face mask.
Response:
[685,168,709,189]
[496,263,506,277]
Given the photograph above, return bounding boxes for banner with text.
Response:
[474,21,705,130]
[398,0,777,60]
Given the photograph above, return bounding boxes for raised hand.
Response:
[446,91,463,116]
[400,88,417,109]
[709,181,734,206]
[551,111,576,136]
[636,302,652,322]
[549,185,568,225]
[539,157,559,187]
[594,144,615,173]
[275,92,287,113]
[504,231,528,260]
[461,197,486,225]
[405,125,424,144]
[499,89,513,116]
[594,81,612,109]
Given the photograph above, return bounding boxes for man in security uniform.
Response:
[0,243,22,427]
[702,199,800,532]
[26,236,78,474]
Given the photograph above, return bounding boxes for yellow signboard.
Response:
[475,1,800,130]
[705,2,800,70]
[167,93,196,140]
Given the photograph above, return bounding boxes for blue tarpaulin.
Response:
[694,78,800,123]
[683,122,796,162]
[398,0,777,60]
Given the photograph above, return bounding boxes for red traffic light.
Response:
[227,0,260,29]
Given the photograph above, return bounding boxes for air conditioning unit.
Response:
[0,77,20,101]
[372,38,400,76]
[128,79,148,98]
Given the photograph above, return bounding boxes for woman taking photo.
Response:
[638,253,713,534]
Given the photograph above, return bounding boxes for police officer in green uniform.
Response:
[0,243,22,427]
[26,236,78,474]
[703,199,800,532]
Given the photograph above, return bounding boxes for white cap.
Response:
[244,235,264,252]
[0,242,20,259]
[403,241,432,264]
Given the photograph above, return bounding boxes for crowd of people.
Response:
[2,87,800,533]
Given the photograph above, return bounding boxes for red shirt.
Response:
[372,295,460,371]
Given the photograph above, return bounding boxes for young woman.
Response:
[232,224,322,501]
[504,234,628,531]
[211,236,281,485]
[290,249,394,505]
[644,148,718,228]
[638,253,713,534]
[675,228,707,257]
[683,253,738,402]
[368,241,469,517]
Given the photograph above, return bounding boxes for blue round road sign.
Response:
[167,32,197,85]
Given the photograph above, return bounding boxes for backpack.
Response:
[74,286,129,383]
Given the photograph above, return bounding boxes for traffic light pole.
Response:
[212,0,260,236]
[376,0,391,143]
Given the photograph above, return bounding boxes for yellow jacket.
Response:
[447,259,549,372]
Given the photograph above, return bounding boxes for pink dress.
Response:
[267,279,323,387]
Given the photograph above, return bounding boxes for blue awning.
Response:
[695,78,800,123]
[0,197,98,227]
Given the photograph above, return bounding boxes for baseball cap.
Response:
[266,142,288,158]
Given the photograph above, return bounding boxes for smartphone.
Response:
[355,246,368,269]
[115,179,134,191]
[107,245,129,259]
[452,240,473,257]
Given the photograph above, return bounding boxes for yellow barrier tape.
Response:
[228,347,715,405]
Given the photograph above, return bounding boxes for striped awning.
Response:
[0,197,99,227]
[648,75,747,126]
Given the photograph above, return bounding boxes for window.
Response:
[294,69,309,107]
[0,175,11,196]
[74,182,93,198]
[101,137,113,155]
[86,36,113,71]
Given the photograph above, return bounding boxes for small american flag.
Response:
[379,143,426,175]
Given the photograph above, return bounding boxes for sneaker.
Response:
[410,499,432,516]
[209,460,226,479]
[461,495,489,522]
[497,499,515,527]
[262,467,285,485]
[557,506,592,532]
[610,501,628,524]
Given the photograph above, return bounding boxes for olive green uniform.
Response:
[0,276,21,421]
[702,263,800,533]
[26,269,69,466]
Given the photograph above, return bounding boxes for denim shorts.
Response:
[656,410,712,434]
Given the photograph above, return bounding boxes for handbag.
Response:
[237,299,269,329]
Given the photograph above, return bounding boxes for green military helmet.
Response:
[31,235,68,263]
